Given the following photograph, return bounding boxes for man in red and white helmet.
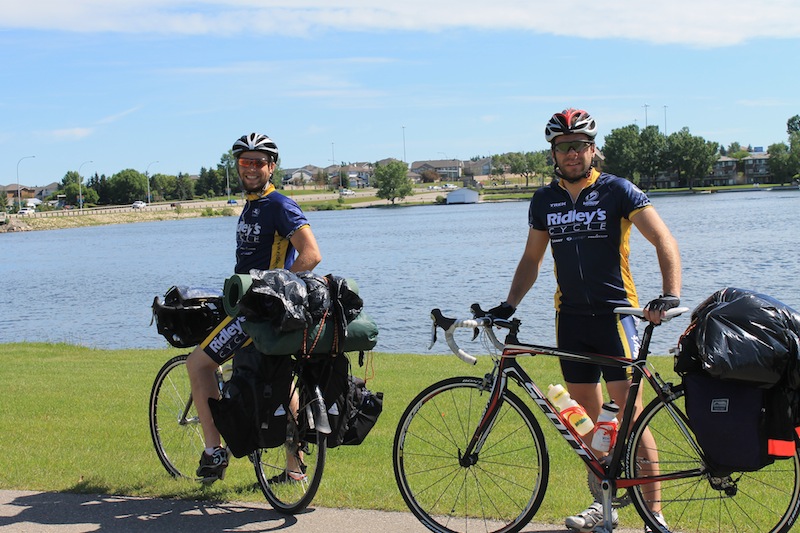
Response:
[491,109,681,532]
[186,132,322,483]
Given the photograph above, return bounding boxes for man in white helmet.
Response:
[186,133,321,483]
[490,109,681,532]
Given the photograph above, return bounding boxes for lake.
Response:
[2,189,798,357]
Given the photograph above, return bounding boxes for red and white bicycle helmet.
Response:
[544,109,598,143]
[232,133,279,161]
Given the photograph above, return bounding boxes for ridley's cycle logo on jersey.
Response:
[547,208,608,236]
[237,221,262,243]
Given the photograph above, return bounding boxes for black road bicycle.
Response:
[392,304,800,533]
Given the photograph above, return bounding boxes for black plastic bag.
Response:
[676,288,800,388]
[237,269,309,332]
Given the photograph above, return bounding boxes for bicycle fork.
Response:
[459,367,509,467]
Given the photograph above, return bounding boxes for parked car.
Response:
[226,199,238,205]
[442,183,458,190]
[132,201,147,209]
[340,189,356,196]
[18,207,36,216]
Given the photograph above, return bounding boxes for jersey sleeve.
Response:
[274,196,310,239]
[618,179,651,219]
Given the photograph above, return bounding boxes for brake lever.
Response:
[429,319,438,349]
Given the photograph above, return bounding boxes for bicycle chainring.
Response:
[588,470,631,509]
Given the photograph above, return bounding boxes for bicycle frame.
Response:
[458,312,703,494]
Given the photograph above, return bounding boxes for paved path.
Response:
[0,490,643,533]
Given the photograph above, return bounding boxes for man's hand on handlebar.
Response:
[487,301,516,320]
[643,294,680,325]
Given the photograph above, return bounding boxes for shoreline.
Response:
[2,184,795,233]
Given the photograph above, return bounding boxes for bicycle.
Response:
[392,304,800,533]
[148,296,335,514]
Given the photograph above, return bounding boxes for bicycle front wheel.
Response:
[626,384,800,533]
[149,354,205,479]
[393,376,549,533]
[254,376,327,514]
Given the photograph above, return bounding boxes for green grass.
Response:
[0,342,681,526]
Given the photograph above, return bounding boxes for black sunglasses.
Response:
[553,140,594,154]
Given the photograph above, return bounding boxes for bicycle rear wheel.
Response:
[626,384,800,533]
[393,376,549,533]
[149,354,205,479]
[253,374,327,514]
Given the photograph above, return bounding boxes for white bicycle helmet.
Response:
[544,109,598,143]
[232,133,279,161]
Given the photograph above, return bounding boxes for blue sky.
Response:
[2,1,800,186]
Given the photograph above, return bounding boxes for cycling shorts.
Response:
[556,313,639,384]
[199,315,253,365]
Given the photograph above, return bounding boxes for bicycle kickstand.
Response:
[596,479,616,533]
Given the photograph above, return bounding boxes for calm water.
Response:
[2,189,799,357]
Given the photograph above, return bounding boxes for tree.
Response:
[767,142,793,184]
[152,173,178,201]
[108,169,148,204]
[788,115,800,135]
[601,124,640,181]
[374,160,413,204]
[663,128,718,189]
[175,173,195,200]
[420,169,439,183]
[505,151,549,187]
[638,126,667,190]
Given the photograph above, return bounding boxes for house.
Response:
[743,151,771,184]
[446,188,479,204]
[283,165,322,186]
[35,182,60,201]
[410,159,463,181]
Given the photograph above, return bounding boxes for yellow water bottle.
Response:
[547,384,594,436]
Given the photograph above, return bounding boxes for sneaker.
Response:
[196,446,229,483]
[565,502,619,532]
[266,470,308,484]
[644,512,668,532]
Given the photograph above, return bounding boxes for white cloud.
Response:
[4,0,800,47]
[49,127,94,140]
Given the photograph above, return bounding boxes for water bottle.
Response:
[547,384,594,436]
[591,401,620,452]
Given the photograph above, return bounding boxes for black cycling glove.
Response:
[644,294,680,313]
[488,301,516,319]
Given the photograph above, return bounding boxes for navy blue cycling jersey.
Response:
[235,185,310,274]
[529,169,651,315]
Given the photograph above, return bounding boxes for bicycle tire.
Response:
[393,376,549,533]
[626,384,800,533]
[253,374,327,514]
[149,354,205,479]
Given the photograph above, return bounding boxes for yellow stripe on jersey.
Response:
[269,232,290,269]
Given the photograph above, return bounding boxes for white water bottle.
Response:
[547,384,594,436]
[591,401,620,452]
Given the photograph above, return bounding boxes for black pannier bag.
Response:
[151,286,225,348]
[676,288,800,472]
[683,372,771,472]
[307,354,384,448]
[208,345,294,457]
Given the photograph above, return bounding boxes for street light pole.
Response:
[145,161,159,204]
[643,103,650,128]
[663,105,668,136]
[77,160,93,210]
[16,155,35,211]
[402,126,406,163]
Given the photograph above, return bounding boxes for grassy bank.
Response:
[0,342,681,527]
